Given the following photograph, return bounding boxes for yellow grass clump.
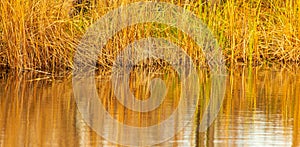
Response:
[0,0,299,72]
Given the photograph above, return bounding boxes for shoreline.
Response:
[0,62,299,78]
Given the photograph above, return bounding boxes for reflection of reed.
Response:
[95,68,189,146]
[210,66,300,146]
[104,67,181,127]
[292,73,300,146]
[0,69,204,146]
[0,72,77,147]
[0,67,299,146]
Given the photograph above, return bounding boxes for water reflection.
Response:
[0,67,299,146]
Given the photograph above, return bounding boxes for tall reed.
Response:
[0,0,299,72]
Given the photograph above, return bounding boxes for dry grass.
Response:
[0,0,299,72]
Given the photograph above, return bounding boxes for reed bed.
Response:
[0,0,299,72]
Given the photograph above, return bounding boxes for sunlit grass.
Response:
[0,0,299,72]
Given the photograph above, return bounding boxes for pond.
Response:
[0,66,299,146]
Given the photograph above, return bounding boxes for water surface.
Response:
[0,66,299,146]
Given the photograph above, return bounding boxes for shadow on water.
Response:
[0,66,299,146]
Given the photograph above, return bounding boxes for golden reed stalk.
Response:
[0,0,299,72]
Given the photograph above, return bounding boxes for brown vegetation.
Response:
[0,0,299,72]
